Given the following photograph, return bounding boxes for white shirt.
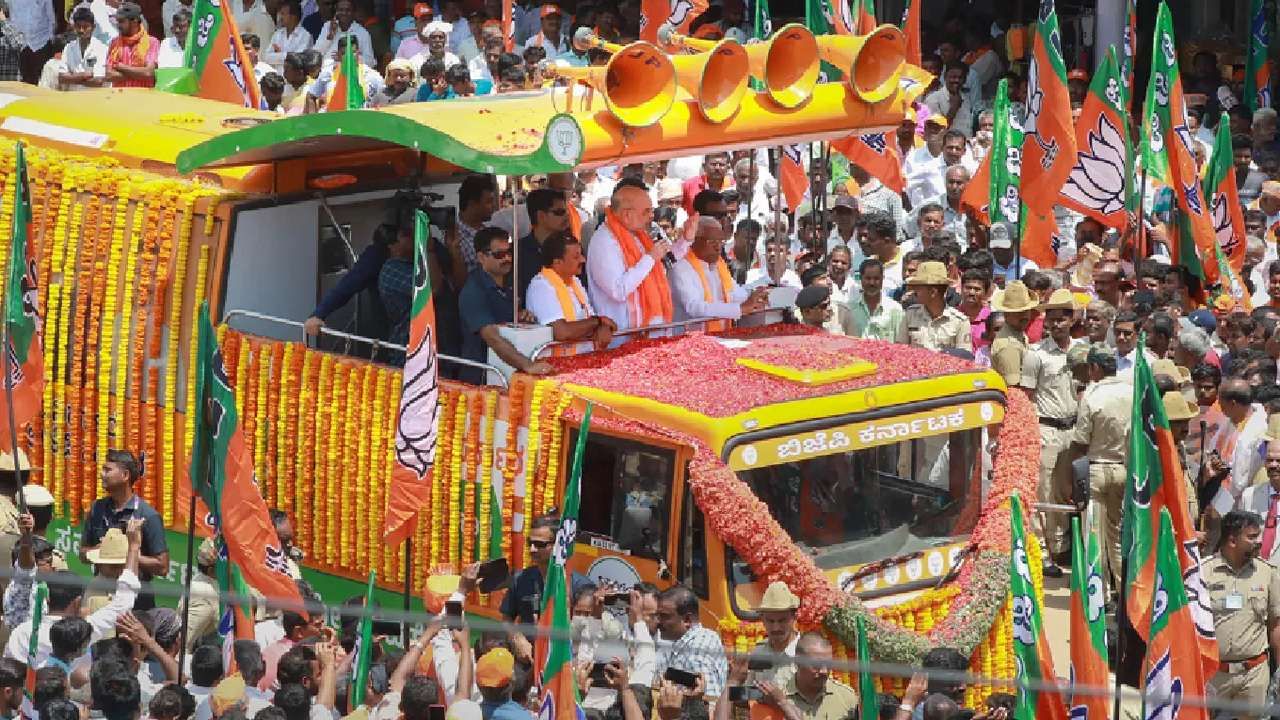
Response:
[903,144,946,209]
[1114,346,1157,378]
[1241,484,1280,563]
[467,52,491,81]
[253,59,274,79]
[312,20,375,67]
[410,49,461,71]
[232,0,276,49]
[4,570,140,668]
[744,266,801,289]
[263,24,312,70]
[57,36,108,89]
[307,58,384,106]
[528,272,594,324]
[1213,406,1270,514]
[992,254,1039,285]
[11,0,55,50]
[157,36,185,68]
[161,0,193,35]
[669,256,752,322]
[87,0,118,44]
[522,32,566,56]
[586,221,687,331]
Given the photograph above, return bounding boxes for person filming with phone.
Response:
[654,585,727,700]
[501,514,593,663]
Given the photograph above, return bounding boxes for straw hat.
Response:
[85,528,128,565]
[1265,413,1280,443]
[1162,391,1199,422]
[0,449,30,472]
[991,281,1039,313]
[1040,288,1076,311]
[756,581,800,612]
[905,261,951,286]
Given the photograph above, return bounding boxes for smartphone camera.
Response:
[727,686,763,704]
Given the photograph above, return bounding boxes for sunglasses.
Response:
[528,539,553,549]
[485,247,512,259]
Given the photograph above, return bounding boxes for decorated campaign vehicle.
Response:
[0,19,1034,703]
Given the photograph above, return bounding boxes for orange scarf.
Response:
[603,208,673,327]
[109,28,152,67]
[568,204,582,243]
[687,255,735,331]
[539,268,589,321]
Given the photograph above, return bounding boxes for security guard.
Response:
[1019,289,1077,578]
[0,450,29,536]
[1070,344,1133,596]
[747,582,800,687]
[757,632,858,720]
[1162,390,1202,523]
[989,280,1039,387]
[895,261,972,352]
[1204,510,1280,720]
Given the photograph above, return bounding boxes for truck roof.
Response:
[548,325,1007,454]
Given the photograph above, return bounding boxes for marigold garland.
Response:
[461,391,482,563]
[95,178,128,478]
[478,389,497,560]
[449,392,467,566]
[500,378,525,563]
[524,380,547,522]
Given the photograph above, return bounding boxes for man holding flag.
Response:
[1202,510,1280,718]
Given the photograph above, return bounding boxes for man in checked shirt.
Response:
[654,585,727,700]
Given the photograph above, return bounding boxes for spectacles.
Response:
[528,539,553,549]
[485,248,511,259]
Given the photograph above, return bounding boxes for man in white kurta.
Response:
[586,185,688,332]
[669,217,768,324]
[527,232,615,353]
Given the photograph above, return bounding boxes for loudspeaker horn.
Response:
[662,23,819,109]
[816,24,907,103]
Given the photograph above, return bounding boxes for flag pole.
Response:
[401,538,412,646]
[2,142,25,516]
[176,481,200,684]
[1111,551,1129,720]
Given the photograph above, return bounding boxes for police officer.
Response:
[1204,510,1280,720]
[1162,390,1202,524]
[1070,344,1133,596]
[747,582,800,687]
[1019,288,1077,578]
[989,280,1039,387]
[895,261,972,352]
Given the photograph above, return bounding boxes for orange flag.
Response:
[779,144,808,213]
[502,0,514,51]
[831,132,905,193]
[640,0,709,44]
[1142,510,1210,720]
[900,0,920,65]
[960,153,991,222]
[1020,0,1076,214]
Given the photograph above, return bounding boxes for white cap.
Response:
[18,484,53,507]
[424,20,453,35]
[445,700,483,720]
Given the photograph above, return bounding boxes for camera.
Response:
[603,592,630,607]
[424,205,456,229]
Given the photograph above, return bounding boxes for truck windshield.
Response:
[734,425,987,570]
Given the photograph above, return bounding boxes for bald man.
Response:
[587,184,692,332]
[669,217,769,326]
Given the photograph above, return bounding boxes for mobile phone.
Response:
[428,705,446,720]
[588,662,611,686]
[372,619,401,636]
[445,600,463,617]
[746,654,772,672]
[663,667,699,689]
[477,557,510,593]
[520,593,541,619]
[728,686,763,704]
[425,205,456,229]
[603,592,630,607]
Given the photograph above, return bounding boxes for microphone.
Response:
[651,223,677,268]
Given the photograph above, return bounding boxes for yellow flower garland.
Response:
[477,389,497,559]
[95,178,129,474]
[524,381,547,521]
[449,392,466,566]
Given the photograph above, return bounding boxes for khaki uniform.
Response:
[1204,555,1280,720]
[0,496,19,536]
[895,305,973,352]
[1021,337,1079,556]
[177,570,221,649]
[1072,374,1133,591]
[747,636,797,689]
[989,326,1030,387]
[783,677,859,720]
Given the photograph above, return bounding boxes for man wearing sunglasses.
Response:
[500,514,595,663]
[458,227,554,384]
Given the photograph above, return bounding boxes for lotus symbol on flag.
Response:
[1148,113,1165,154]
[1105,77,1122,108]
[1143,651,1183,720]
[1011,595,1035,645]
[1085,568,1105,623]
[1154,73,1170,107]
[394,324,439,478]
[1160,34,1175,66]
[1182,540,1216,640]
[553,517,577,565]
[1211,194,1239,258]
[1024,51,1044,137]
[665,0,695,28]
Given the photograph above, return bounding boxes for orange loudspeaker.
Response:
[666,23,820,109]
[667,39,750,123]
[816,24,907,103]
[550,32,677,127]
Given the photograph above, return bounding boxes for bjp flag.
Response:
[1142,509,1210,720]
[383,211,439,546]
[1060,49,1133,231]
[327,39,367,110]
[0,142,42,454]
[1068,517,1109,720]
[1245,0,1273,112]
[1204,113,1248,273]
[1008,495,1068,720]
[851,0,874,34]
[184,0,262,108]
[779,144,808,213]
[639,0,709,44]
[900,0,920,65]
[831,132,905,194]
[1020,0,1076,214]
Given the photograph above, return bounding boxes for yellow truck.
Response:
[0,23,1033,703]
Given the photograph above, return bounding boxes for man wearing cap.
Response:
[312,0,374,66]
[476,648,532,720]
[264,0,312,71]
[176,538,222,651]
[896,261,972,352]
[0,451,27,539]
[1164,390,1204,523]
[988,230,1039,287]
[1019,289,1078,571]
[522,4,564,55]
[395,3,434,60]
[795,285,834,331]
[104,2,158,88]
[1201,509,1280,718]
[5,518,143,667]
[746,582,799,687]
[989,280,1038,387]
[1070,345,1132,596]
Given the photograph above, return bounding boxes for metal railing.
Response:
[528,309,788,361]
[223,309,510,389]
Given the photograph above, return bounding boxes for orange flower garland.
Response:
[448,391,466,566]
[461,391,482,563]
[295,347,319,555]
[500,378,524,563]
